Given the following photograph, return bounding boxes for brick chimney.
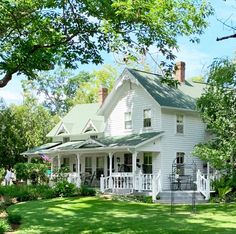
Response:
[98,86,108,105]
[175,61,185,84]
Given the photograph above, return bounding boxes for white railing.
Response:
[197,170,210,200]
[100,173,160,195]
[67,173,80,187]
[152,170,162,202]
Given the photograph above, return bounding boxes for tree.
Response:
[193,59,236,174]
[73,65,117,104]
[22,68,93,115]
[0,94,59,167]
[0,0,213,88]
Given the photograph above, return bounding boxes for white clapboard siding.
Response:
[160,109,206,190]
[104,81,162,136]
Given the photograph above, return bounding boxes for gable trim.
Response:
[55,122,69,136]
[81,119,98,134]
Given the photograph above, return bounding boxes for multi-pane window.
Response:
[124,112,132,129]
[85,157,92,174]
[176,152,185,175]
[143,152,152,174]
[143,109,151,127]
[176,114,184,134]
[62,158,70,169]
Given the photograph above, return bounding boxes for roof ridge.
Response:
[127,68,162,78]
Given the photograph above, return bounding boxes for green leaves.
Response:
[0,0,213,87]
[194,58,236,173]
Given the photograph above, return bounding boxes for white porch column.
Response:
[132,151,137,173]
[207,162,210,179]
[57,154,61,170]
[27,156,31,163]
[108,152,113,188]
[50,157,54,179]
[76,153,81,187]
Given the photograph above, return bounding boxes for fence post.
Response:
[100,174,104,193]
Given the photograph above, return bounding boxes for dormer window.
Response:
[124,112,132,129]
[176,114,184,134]
[143,109,151,128]
[63,137,70,143]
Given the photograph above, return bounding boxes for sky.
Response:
[1,0,236,105]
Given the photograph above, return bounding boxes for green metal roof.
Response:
[127,69,205,110]
[47,103,104,137]
[22,142,62,155]
[96,131,164,147]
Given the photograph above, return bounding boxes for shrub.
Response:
[0,185,57,202]
[14,163,48,184]
[8,213,22,225]
[79,185,96,196]
[0,219,10,234]
[53,180,78,197]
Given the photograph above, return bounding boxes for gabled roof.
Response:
[47,103,104,137]
[99,68,206,114]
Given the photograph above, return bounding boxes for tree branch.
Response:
[216,33,236,41]
[0,71,15,88]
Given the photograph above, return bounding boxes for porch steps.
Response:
[157,191,208,204]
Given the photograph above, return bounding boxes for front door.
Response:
[124,153,132,172]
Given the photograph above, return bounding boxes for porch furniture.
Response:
[169,174,193,191]
[81,172,95,186]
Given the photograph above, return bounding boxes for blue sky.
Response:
[1,0,236,105]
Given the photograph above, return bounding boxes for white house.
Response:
[22,62,211,201]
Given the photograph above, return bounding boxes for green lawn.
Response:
[7,197,236,234]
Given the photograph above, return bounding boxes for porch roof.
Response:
[22,142,62,155]
[23,132,164,156]
[95,131,164,148]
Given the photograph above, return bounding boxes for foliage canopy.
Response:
[0,0,213,87]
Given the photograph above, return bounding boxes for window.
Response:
[124,112,132,129]
[176,114,184,134]
[143,109,151,127]
[63,137,70,143]
[124,153,132,172]
[85,157,92,174]
[143,152,152,174]
[96,157,104,179]
[176,152,185,175]
[90,135,98,139]
[62,157,70,169]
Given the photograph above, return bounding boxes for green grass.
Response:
[7,197,236,234]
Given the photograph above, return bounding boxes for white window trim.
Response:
[175,114,184,135]
[143,107,153,129]
[124,111,132,130]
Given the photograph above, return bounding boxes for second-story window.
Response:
[143,109,151,128]
[176,114,184,134]
[124,112,132,129]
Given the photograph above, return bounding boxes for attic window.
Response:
[90,135,98,139]
[124,112,132,129]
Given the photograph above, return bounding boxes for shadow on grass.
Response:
[7,197,236,234]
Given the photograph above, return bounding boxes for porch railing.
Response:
[100,172,161,195]
[152,170,162,202]
[197,169,210,200]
